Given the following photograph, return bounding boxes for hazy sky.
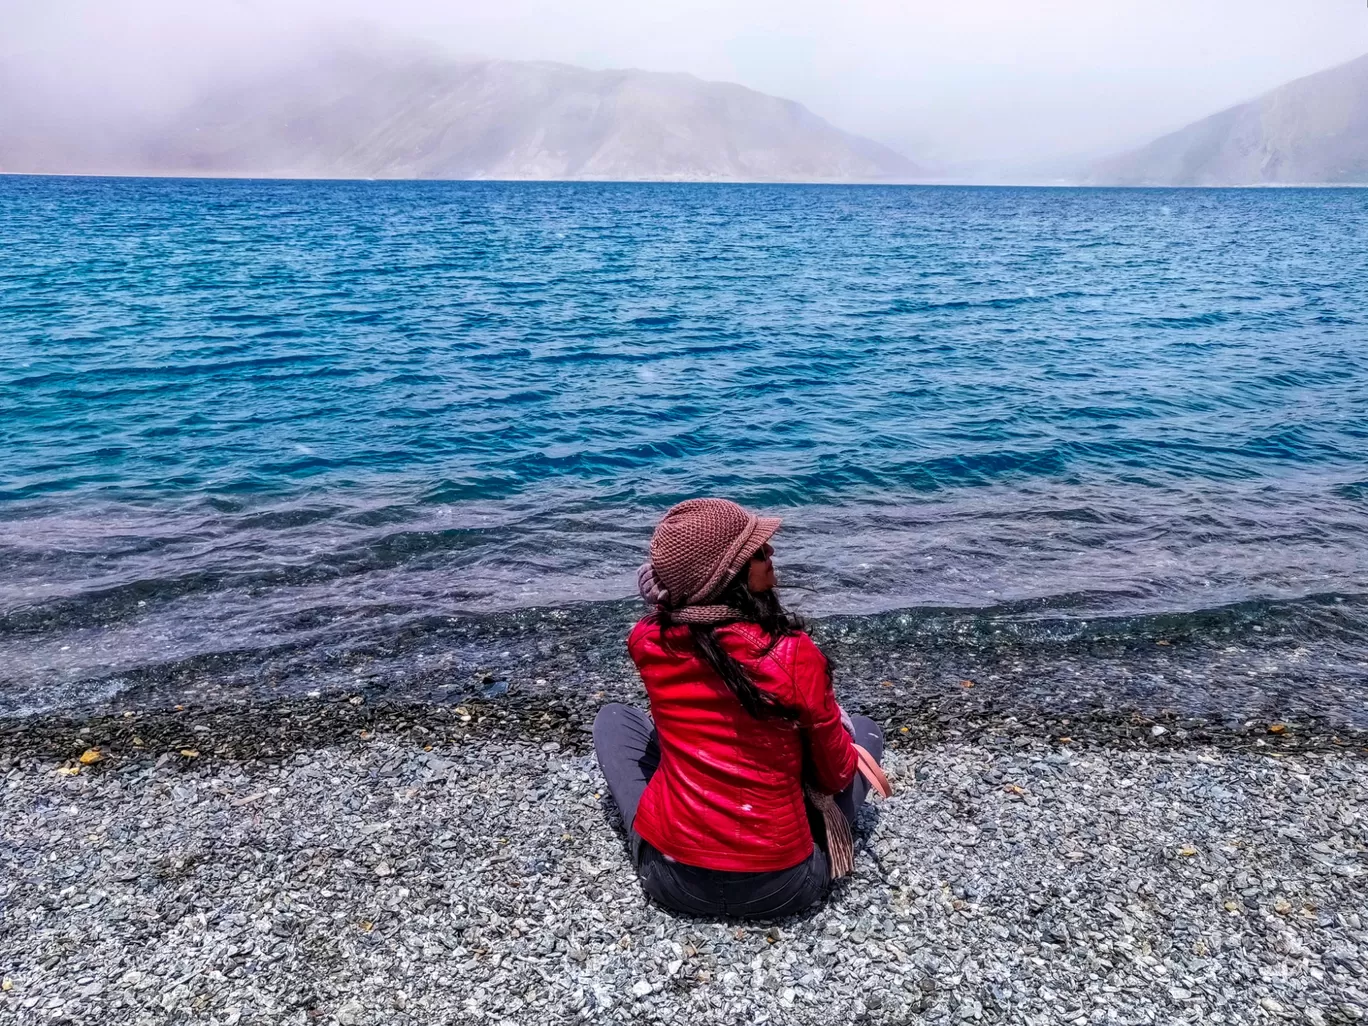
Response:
[7,0,1368,170]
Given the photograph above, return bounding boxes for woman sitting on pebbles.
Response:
[594,498,889,919]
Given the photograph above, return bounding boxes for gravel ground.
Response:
[2,701,1366,1025]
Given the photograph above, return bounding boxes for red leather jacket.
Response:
[626,616,858,873]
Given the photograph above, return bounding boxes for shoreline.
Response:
[4,690,1367,767]
[7,171,1368,188]
[9,587,1368,732]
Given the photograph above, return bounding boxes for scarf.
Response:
[638,561,740,624]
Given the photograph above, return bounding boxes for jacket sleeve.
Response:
[788,633,858,795]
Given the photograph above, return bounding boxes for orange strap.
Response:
[854,743,892,797]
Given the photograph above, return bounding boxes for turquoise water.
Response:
[3,176,1367,716]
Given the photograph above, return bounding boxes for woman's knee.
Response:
[851,715,884,762]
[593,703,653,753]
[593,702,630,734]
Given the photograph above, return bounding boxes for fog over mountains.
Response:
[3,40,1366,185]
[1094,54,1368,186]
[0,46,921,183]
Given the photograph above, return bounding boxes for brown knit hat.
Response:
[637,498,781,623]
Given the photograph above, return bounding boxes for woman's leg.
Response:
[591,703,659,841]
[834,715,885,827]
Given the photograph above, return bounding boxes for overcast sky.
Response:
[7,0,1368,170]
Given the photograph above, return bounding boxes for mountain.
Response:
[0,47,921,183]
[1094,54,1368,186]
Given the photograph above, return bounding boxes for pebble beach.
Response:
[3,697,1365,1026]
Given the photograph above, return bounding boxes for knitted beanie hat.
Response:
[637,498,781,623]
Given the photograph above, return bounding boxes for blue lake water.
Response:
[3,176,1367,718]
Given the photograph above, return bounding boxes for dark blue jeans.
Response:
[593,703,885,919]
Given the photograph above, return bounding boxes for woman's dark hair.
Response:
[658,568,806,721]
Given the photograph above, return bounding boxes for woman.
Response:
[594,497,888,919]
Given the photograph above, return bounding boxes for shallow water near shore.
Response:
[3,177,1367,720]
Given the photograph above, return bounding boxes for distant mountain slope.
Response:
[1095,54,1368,186]
[0,48,921,183]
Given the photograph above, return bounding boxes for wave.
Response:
[880,291,1090,317]
[1133,311,1234,329]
